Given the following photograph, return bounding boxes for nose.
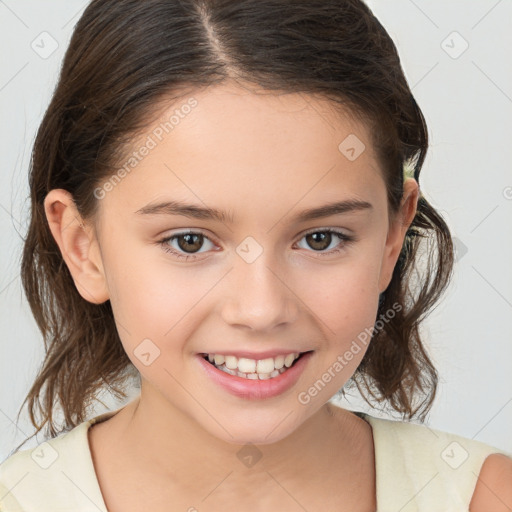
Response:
[220,252,299,332]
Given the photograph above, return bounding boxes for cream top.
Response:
[1,406,510,511]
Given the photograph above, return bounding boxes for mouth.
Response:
[199,351,312,380]
[197,350,314,400]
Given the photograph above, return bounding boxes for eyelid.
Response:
[298,225,352,238]
[159,228,218,244]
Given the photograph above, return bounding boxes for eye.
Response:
[158,230,216,260]
[295,228,355,256]
[158,228,356,262]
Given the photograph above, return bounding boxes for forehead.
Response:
[100,82,384,223]
[149,81,375,159]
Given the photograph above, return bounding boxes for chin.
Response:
[200,411,304,447]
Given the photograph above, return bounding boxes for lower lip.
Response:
[197,352,313,400]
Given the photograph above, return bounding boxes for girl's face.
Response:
[75,82,417,444]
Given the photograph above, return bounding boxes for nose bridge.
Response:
[220,240,298,331]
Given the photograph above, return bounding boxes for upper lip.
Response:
[199,349,311,360]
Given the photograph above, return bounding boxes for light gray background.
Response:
[1,0,511,461]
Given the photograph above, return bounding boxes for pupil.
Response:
[179,233,202,253]
[307,232,331,250]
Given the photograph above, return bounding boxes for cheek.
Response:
[112,275,198,338]
[322,288,378,376]
[300,256,381,329]
[298,257,381,378]
[105,265,199,389]
[295,279,379,405]
[103,244,219,359]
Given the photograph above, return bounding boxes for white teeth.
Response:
[238,357,256,373]
[224,356,238,370]
[274,355,285,369]
[205,351,303,379]
[214,354,225,365]
[284,353,296,368]
[256,358,275,374]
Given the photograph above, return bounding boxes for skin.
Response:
[44,81,422,511]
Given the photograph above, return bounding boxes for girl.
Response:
[1,0,511,510]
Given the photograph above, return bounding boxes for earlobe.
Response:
[43,189,109,304]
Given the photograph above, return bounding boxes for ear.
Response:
[43,188,109,304]
[378,178,419,293]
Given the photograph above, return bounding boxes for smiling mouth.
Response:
[200,351,311,380]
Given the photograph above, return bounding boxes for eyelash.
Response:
[158,228,356,261]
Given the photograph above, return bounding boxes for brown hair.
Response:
[14,0,454,453]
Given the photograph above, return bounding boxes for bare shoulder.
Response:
[469,453,512,512]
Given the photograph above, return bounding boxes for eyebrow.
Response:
[134,198,373,223]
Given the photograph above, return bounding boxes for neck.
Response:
[96,387,373,509]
